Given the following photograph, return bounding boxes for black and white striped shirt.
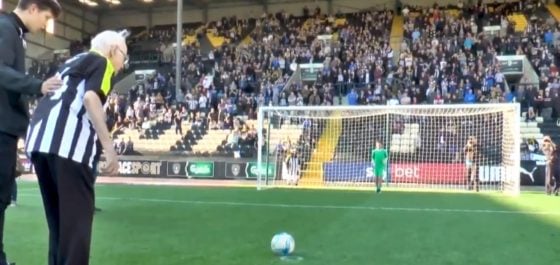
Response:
[188,98,198,110]
[25,50,115,168]
[286,155,299,176]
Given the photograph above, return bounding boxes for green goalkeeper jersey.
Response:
[371,148,388,168]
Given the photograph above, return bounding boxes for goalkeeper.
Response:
[371,140,388,193]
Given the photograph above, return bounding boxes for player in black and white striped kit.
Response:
[285,149,300,186]
[187,95,198,121]
[24,30,126,265]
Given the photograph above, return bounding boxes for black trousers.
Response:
[31,153,95,265]
[553,167,560,194]
[10,182,16,203]
[0,132,18,265]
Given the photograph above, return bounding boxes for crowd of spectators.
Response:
[24,0,560,158]
[335,0,560,122]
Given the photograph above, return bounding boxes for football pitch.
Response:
[6,181,560,265]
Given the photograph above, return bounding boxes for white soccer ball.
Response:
[270,232,295,256]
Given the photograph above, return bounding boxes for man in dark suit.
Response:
[0,0,62,264]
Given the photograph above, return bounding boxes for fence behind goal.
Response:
[256,104,521,195]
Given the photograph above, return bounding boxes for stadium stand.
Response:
[25,0,560,170]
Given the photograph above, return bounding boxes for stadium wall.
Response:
[15,156,546,186]
[18,156,277,180]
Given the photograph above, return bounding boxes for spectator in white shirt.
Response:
[187,96,198,121]
[495,71,505,90]
[400,92,411,105]
[287,91,297,106]
[387,94,400,105]
[402,6,410,16]
[226,129,240,150]
[163,109,173,124]
[198,93,208,114]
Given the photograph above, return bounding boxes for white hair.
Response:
[90,30,129,55]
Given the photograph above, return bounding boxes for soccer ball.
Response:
[270,232,295,256]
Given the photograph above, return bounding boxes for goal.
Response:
[256,103,521,195]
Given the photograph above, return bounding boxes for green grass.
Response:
[6,181,560,265]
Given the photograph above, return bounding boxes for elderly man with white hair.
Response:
[24,30,128,265]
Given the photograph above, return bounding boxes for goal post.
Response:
[256,103,521,196]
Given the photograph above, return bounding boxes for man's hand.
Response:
[102,148,119,176]
[83,90,118,176]
[41,75,63,95]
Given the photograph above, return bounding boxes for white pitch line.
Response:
[18,193,560,216]
[17,188,38,192]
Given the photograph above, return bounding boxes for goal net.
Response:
[256,104,521,195]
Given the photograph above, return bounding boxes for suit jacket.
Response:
[0,12,43,138]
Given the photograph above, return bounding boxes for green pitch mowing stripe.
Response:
[19,192,560,216]
[5,181,560,265]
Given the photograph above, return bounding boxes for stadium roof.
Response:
[61,0,269,12]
